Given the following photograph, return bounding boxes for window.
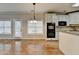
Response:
[15,21,21,37]
[0,21,11,34]
[28,21,43,34]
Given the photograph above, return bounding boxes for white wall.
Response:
[0,13,46,39]
[1,12,79,39]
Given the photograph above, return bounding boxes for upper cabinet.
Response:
[57,15,69,26]
[45,13,69,26]
[45,13,58,26]
[45,12,79,26]
[45,13,54,23]
[69,12,79,24]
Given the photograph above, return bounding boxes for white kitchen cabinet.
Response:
[45,13,58,26]
[69,12,79,24]
[45,14,53,23]
[52,14,58,26]
[45,13,58,40]
[45,13,69,26]
[57,15,69,26]
[45,13,70,40]
[59,32,79,55]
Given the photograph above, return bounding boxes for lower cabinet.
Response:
[59,32,79,55]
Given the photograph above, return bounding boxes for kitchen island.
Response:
[59,31,79,55]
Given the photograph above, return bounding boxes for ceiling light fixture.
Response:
[31,3,37,23]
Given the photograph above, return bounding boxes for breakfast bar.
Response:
[59,31,79,54]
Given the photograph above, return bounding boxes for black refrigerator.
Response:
[47,23,55,38]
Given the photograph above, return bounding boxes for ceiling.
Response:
[0,3,79,13]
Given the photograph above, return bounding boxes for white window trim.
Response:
[27,20,43,35]
[14,21,22,37]
[0,20,11,35]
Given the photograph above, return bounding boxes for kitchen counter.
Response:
[60,30,79,36]
[59,31,79,55]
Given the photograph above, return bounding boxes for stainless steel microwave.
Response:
[58,21,67,26]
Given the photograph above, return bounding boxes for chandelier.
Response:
[30,3,37,23]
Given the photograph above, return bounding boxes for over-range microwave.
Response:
[58,21,67,26]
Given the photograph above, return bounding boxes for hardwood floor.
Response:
[0,39,63,55]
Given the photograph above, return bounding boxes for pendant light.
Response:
[30,3,37,23]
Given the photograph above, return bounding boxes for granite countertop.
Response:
[60,30,79,36]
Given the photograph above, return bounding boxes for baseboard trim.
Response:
[59,49,64,55]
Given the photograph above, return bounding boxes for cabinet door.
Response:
[69,13,79,24]
[57,15,69,26]
[45,14,58,26]
[52,14,58,26]
[45,14,53,23]
[69,14,76,24]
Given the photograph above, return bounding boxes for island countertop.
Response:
[59,30,79,54]
[59,30,79,36]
